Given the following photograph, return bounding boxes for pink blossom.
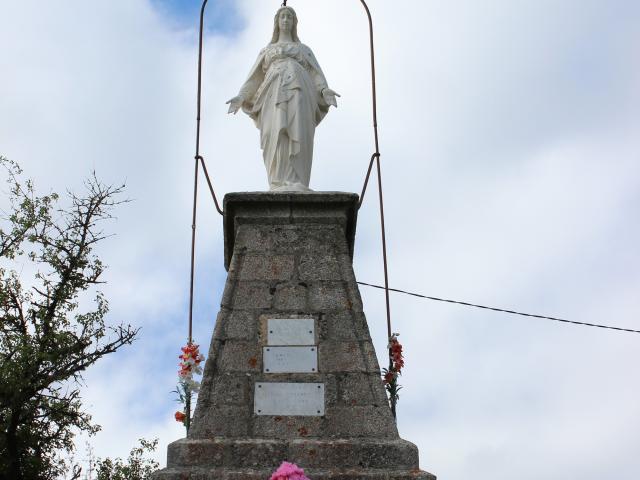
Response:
[270,461,310,480]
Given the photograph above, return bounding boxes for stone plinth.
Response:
[154,192,435,480]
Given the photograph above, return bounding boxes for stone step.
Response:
[167,438,422,470]
[154,467,436,480]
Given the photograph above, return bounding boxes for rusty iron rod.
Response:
[357,0,381,210]
[358,1,396,418]
[189,0,224,345]
[359,0,380,153]
[199,155,223,214]
[188,156,199,346]
[376,156,392,341]
[359,152,378,207]
[188,0,209,348]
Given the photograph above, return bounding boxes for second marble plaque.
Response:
[263,346,318,373]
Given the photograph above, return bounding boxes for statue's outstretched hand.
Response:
[226,95,244,114]
[322,88,340,108]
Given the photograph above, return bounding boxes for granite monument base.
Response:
[153,192,435,480]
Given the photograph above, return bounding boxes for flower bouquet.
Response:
[382,333,404,417]
[173,342,204,433]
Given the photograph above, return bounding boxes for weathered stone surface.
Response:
[324,406,398,438]
[309,282,351,311]
[273,282,308,310]
[224,193,357,269]
[338,373,389,407]
[166,439,226,467]
[361,340,383,373]
[155,468,436,480]
[154,192,435,480]
[165,438,427,470]
[319,342,367,373]
[189,404,251,438]
[253,413,325,438]
[222,309,257,340]
[319,311,370,341]
[238,254,296,281]
[217,341,262,373]
[206,373,250,405]
[299,253,342,281]
[229,281,273,309]
[289,439,420,469]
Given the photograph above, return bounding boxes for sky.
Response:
[1,0,639,478]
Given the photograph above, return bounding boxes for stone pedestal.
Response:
[154,192,435,480]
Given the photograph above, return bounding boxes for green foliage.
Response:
[0,157,138,480]
[94,439,159,480]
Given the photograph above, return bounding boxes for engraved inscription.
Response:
[263,346,317,373]
[267,318,315,345]
[254,383,324,416]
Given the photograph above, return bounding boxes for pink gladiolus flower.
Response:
[270,461,310,480]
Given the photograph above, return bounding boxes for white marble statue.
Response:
[226,6,339,192]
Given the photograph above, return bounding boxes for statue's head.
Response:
[270,6,300,43]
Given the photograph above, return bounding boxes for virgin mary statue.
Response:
[227,6,339,192]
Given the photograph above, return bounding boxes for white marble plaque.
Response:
[254,382,324,416]
[263,346,317,373]
[267,318,315,345]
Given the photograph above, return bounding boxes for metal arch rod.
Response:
[195,0,223,216]
[354,0,391,338]
[185,0,218,434]
[198,156,224,214]
[358,0,380,154]
[189,0,223,345]
[359,152,378,206]
[355,0,396,418]
[195,0,208,168]
[357,0,380,209]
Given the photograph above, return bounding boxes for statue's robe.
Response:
[238,42,330,191]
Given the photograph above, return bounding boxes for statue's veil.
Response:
[270,6,300,44]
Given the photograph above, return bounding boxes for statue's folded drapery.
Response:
[238,42,330,191]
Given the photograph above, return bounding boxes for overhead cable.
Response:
[357,281,640,335]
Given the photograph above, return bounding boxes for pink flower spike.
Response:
[269,461,310,480]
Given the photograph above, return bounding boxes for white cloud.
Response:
[1,0,639,478]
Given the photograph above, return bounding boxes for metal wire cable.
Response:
[357,281,640,334]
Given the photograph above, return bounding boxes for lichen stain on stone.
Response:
[298,426,309,436]
[248,357,258,368]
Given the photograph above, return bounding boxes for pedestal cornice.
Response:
[223,192,359,271]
